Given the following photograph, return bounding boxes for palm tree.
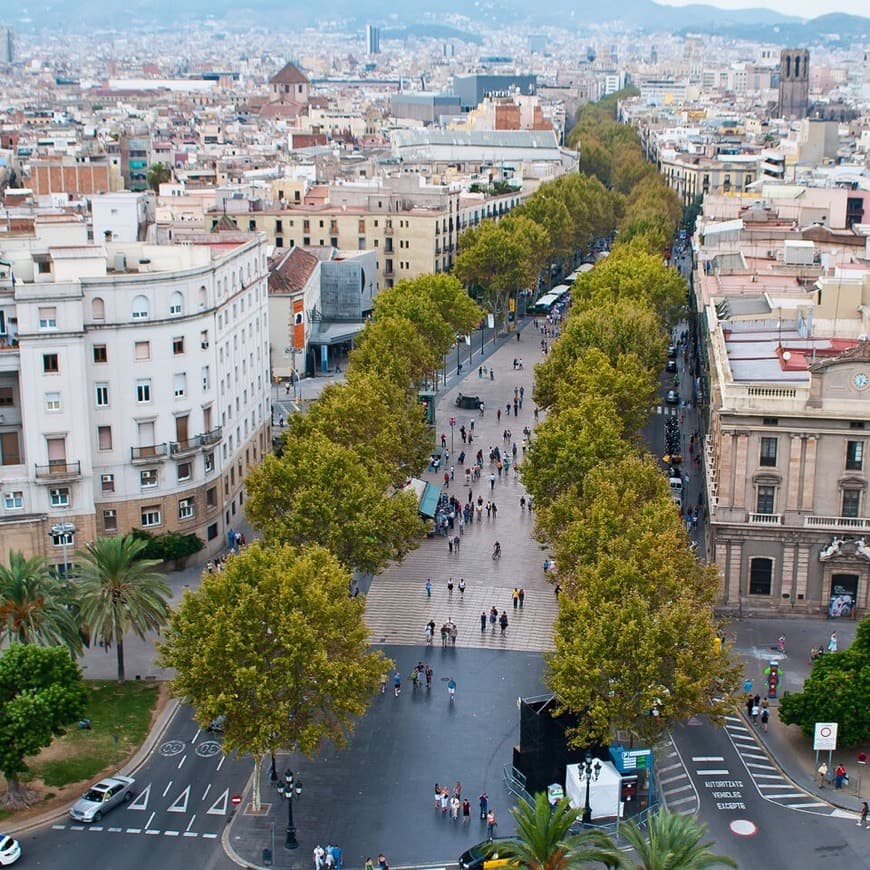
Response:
[0,549,82,652]
[74,535,171,681]
[487,792,622,870]
[618,811,736,869]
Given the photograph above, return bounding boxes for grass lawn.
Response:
[24,680,161,788]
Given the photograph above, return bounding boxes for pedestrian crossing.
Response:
[656,733,699,816]
[723,715,832,814]
[655,405,679,416]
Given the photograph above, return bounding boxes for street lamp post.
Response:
[449,417,456,452]
[276,768,302,849]
[580,753,602,824]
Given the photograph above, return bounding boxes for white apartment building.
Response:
[0,214,270,570]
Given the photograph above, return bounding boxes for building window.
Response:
[846,441,864,471]
[103,509,117,532]
[169,291,184,316]
[172,336,185,355]
[49,487,70,507]
[141,506,161,527]
[45,392,61,412]
[3,491,23,510]
[135,340,150,360]
[204,452,215,473]
[136,379,151,403]
[762,417,779,426]
[201,366,210,391]
[174,373,186,398]
[178,497,195,520]
[842,488,861,518]
[206,486,217,508]
[43,353,59,373]
[760,437,777,467]
[131,295,149,319]
[0,387,13,407]
[100,473,114,493]
[98,426,112,451]
[756,485,776,515]
[749,557,773,596]
[38,306,57,329]
[93,344,108,363]
[91,297,105,320]
[140,468,158,488]
[50,529,74,547]
[95,384,109,407]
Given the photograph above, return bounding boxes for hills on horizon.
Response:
[11,0,870,44]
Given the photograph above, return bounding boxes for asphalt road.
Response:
[17,706,248,869]
[671,719,870,869]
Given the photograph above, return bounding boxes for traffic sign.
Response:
[813,722,838,751]
[231,793,243,806]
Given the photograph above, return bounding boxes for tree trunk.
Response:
[251,755,262,812]
[116,636,125,682]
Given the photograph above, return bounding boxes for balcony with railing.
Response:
[170,438,200,457]
[804,515,870,532]
[200,427,222,447]
[131,443,169,462]
[34,460,81,480]
[748,512,783,525]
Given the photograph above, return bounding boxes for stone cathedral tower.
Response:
[778,48,809,119]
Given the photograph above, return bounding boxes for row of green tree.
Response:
[453,88,682,333]
[159,274,483,810]
[521,238,739,749]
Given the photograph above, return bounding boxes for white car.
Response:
[0,833,21,866]
[69,775,135,823]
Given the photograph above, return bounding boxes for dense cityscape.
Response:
[0,4,869,869]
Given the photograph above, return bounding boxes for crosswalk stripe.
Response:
[663,784,693,795]
[668,795,697,806]
[785,801,828,808]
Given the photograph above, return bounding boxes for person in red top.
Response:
[835,763,847,789]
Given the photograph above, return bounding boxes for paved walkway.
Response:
[365,325,558,653]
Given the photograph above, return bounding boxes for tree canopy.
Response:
[0,550,82,653]
[74,535,171,682]
[0,644,87,803]
[245,433,423,574]
[617,811,737,869]
[350,315,436,388]
[158,542,389,810]
[780,617,870,746]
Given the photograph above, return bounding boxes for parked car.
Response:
[459,838,520,870]
[667,345,678,358]
[665,359,677,373]
[69,775,135,823]
[0,834,20,866]
[666,390,680,404]
[207,715,226,734]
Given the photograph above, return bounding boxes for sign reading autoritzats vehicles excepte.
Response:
[814,722,838,751]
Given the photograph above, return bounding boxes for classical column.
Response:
[729,540,743,610]
[786,435,803,512]
[717,430,735,505]
[733,433,748,510]
[780,540,795,602]
[802,436,818,513]
[794,544,810,603]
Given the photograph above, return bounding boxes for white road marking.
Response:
[177,754,186,770]
[162,781,173,798]
[202,832,218,839]
[164,831,180,837]
[183,832,198,838]
[145,829,161,836]
[90,826,104,832]
[207,788,229,816]
[108,827,123,832]
[70,825,85,831]
[216,755,226,772]
[129,784,151,810]
[168,785,191,813]
[52,825,66,830]
[145,811,156,830]
[691,756,724,762]
[201,784,211,802]
[186,814,197,832]
[126,828,142,834]
[696,769,730,775]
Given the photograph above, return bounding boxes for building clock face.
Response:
[853,372,869,390]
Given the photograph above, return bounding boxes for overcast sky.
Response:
[660,0,867,17]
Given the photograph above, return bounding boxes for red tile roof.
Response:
[268,247,318,295]
[269,62,309,86]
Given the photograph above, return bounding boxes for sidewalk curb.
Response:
[736,709,859,814]
[222,763,267,869]
[6,694,181,836]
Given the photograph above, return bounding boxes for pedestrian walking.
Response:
[512,587,519,610]
[425,621,434,645]
[393,672,401,697]
[489,473,496,491]
[818,761,828,788]
[499,611,509,635]
[365,858,375,870]
[480,610,487,632]
[760,708,769,732]
[829,632,838,653]
[425,578,432,597]
[518,587,525,609]
[520,495,526,510]
[462,799,471,824]
[448,537,453,554]
[314,845,325,870]
[458,577,466,596]
[491,502,498,519]
[440,789,449,813]
[425,665,433,690]
[451,796,461,820]
[447,677,456,703]
[858,800,868,827]
[750,701,759,723]
[447,577,454,595]
[378,854,388,870]
[479,792,488,820]
[486,810,497,839]
[835,763,847,789]
[489,606,498,632]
